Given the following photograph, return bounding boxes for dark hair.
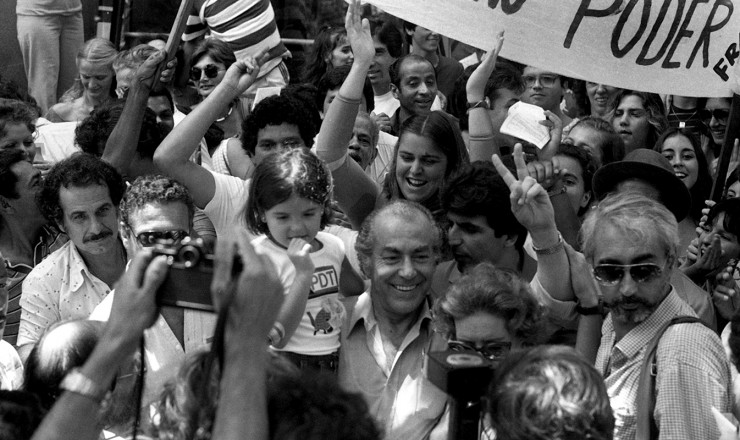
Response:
[382,111,469,213]
[654,128,711,222]
[240,94,318,156]
[441,161,525,248]
[23,320,101,411]
[119,175,195,229]
[567,79,592,118]
[245,149,333,235]
[389,54,434,89]
[369,20,403,58]
[76,100,163,159]
[191,38,237,71]
[302,26,349,87]
[0,78,41,118]
[355,199,442,278]
[148,87,175,112]
[706,198,740,238]
[316,65,374,113]
[0,390,45,440]
[484,60,525,106]
[0,100,37,139]
[433,263,545,344]
[487,345,615,440]
[725,167,740,198]
[556,143,598,216]
[401,20,418,46]
[609,90,668,149]
[282,84,323,133]
[38,153,125,226]
[570,116,625,165]
[0,149,28,199]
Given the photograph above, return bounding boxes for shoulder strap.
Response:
[635,316,706,440]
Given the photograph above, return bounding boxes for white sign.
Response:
[363,0,740,97]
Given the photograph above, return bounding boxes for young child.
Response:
[245,148,364,373]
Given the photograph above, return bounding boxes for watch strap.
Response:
[60,368,107,402]
[575,300,604,316]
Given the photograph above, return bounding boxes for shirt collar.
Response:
[349,290,433,335]
[604,287,688,358]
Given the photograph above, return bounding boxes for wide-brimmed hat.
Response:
[592,149,691,221]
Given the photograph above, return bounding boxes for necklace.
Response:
[215,103,234,122]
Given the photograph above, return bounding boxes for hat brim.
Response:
[592,161,691,222]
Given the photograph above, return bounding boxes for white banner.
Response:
[364,0,740,97]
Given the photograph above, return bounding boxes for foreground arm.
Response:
[210,230,284,440]
[31,251,167,440]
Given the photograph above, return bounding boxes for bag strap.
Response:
[635,316,706,440]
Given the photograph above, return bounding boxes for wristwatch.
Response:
[466,98,490,113]
[575,300,604,316]
[60,368,107,403]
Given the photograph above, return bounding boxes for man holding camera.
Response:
[17,154,128,361]
[88,175,215,402]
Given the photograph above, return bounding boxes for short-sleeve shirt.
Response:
[18,241,112,347]
[203,171,251,238]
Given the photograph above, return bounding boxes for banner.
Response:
[364,0,740,97]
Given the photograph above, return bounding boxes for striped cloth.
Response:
[183,0,288,79]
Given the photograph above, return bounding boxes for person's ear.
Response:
[503,234,518,248]
[120,222,134,250]
[0,197,13,214]
[580,191,593,209]
[390,83,400,100]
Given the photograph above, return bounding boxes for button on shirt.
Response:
[18,241,112,347]
[339,292,448,440]
[595,288,731,440]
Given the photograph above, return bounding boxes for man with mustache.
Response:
[16,153,127,361]
[580,192,731,440]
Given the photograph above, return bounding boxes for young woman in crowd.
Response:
[655,128,712,258]
[0,99,38,161]
[245,148,364,372]
[45,38,118,122]
[609,89,668,154]
[564,116,624,167]
[302,25,354,89]
[585,81,620,120]
[725,168,740,199]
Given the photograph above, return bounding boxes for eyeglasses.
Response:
[592,263,664,286]
[447,340,512,361]
[700,108,730,124]
[190,64,222,82]
[136,230,189,247]
[522,74,559,88]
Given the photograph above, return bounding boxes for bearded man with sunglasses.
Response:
[581,191,731,440]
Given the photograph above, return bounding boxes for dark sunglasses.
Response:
[447,340,512,361]
[136,230,189,247]
[592,263,664,286]
[699,108,730,124]
[190,64,222,82]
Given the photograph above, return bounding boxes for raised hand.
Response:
[287,237,315,275]
[539,110,563,160]
[219,49,270,96]
[712,263,739,320]
[565,242,601,307]
[492,143,556,234]
[466,31,504,103]
[345,0,374,66]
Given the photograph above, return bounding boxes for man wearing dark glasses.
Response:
[582,192,731,440]
[88,174,215,404]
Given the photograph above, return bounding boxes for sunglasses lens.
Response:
[189,67,201,81]
[714,109,730,122]
[630,264,660,282]
[593,266,623,284]
[204,64,219,78]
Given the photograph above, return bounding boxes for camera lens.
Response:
[178,245,202,268]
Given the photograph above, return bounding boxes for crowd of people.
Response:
[1,0,740,439]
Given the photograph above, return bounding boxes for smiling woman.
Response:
[45,38,118,123]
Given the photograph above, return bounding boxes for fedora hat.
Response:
[592,149,691,221]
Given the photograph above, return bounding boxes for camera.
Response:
[426,350,495,440]
[152,237,219,312]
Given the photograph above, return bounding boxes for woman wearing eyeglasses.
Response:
[433,263,546,364]
[705,97,731,149]
[189,39,253,179]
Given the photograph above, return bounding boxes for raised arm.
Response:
[102,50,173,177]
[31,251,167,440]
[316,0,379,228]
[154,53,267,208]
[492,144,573,301]
[467,32,504,162]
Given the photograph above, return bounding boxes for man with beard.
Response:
[17,154,127,361]
[581,191,731,440]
